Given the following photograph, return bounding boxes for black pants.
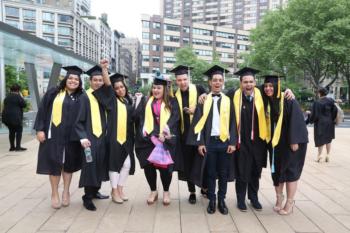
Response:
[235,177,259,203]
[206,137,230,201]
[8,124,23,149]
[84,186,100,199]
[187,181,195,193]
[144,165,172,191]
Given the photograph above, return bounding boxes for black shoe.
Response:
[237,200,247,212]
[207,200,216,214]
[93,192,109,199]
[218,199,228,215]
[82,196,96,211]
[201,189,208,198]
[15,147,27,151]
[188,193,196,204]
[250,199,263,211]
[9,147,16,151]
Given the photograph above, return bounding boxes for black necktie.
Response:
[212,94,221,97]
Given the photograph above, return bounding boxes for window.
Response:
[164,24,179,31]
[43,36,54,43]
[142,32,149,39]
[152,34,161,40]
[237,44,248,50]
[58,14,73,23]
[164,35,180,42]
[183,26,190,33]
[142,21,150,28]
[5,19,19,28]
[192,28,212,36]
[5,6,19,17]
[237,34,249,41]
[193,39,212,46]
[152,22,161,29]
[183,38,190,44]
[23,9,36,20]
[23,22,36,31]
[42,12,54,21]
[152,56,160,63]
[142,67,150,73]
[142,55,150,62]
[142,44,149,51]
[43,24,54,34]
[164,46,177,52]
[216,31,235,39]
[152,45,160,51]
[58,26,72,36]
[164,57,176,63]
[194,49,212,56]
[216,42,235,49]
[152,67,160,73]
[58,38,72,47]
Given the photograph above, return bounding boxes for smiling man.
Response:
[187,65,237,215]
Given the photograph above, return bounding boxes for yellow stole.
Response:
[175,84,197,133]
[266,92,284,147]
[143,96,171,135]
[116,98,127,144]
[86,88,102,138]
[52,90,66,127]
[194,93,231,142]
[233,87,267,143]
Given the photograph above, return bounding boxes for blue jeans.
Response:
[206,137,230,201]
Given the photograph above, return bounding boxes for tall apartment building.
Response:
[82,14,112,63]
[120,37,142,83]
[119,48,133,79]
[111,30,122,73]
[141,14,250,85]
[1,0,99,62]
[161,0,288,30]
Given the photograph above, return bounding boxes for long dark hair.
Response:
[57,74,83,94]
[114,80,132,104]
[261,83,281,123]
[149,84,172,112]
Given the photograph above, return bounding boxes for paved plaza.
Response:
[0,127,350,233]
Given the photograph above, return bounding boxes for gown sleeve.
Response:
[287,99,309,145]
[186,103,205,146]
[93,85,115,111]
[33,88,56,131]
[228,98,237,146]
[74,94,89,140]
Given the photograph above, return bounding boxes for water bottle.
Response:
[84,147,93,163]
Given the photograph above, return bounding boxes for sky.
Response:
[91,0,160,39]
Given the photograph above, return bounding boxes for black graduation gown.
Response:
[177,85,207,181]
[308,97,337,147]
[34,87,83,176]
[75,93,109,188]
[268,99,309,186]
[93,86,136,175]
[134,97,183,172]
[226,89,267,183]
[1,93,26,127]
[186,96,237,187]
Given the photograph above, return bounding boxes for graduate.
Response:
[262,75,308,215]
[170,65,207,204]
[107,72,136,204]
[134,72,182,206]
[306,87,337,162]
[34,66,84,209]
[75,65,110,211]
[187,65,237,215]
[227,67,268,212]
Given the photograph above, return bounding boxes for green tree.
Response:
[5,65,28,94]
[245,0,350,97]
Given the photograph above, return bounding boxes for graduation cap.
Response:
[170,65,193,76]
[153,71,170,86]
[62,66,83,76]
[110,73,128,85]
[203,65,229,80]
[234,67,260,80]
[85,65,103,77]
